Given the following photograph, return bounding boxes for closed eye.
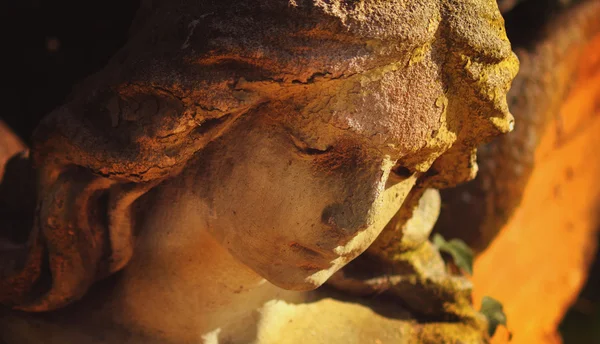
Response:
[289,134,332,156]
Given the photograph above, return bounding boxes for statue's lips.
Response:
[289,242,338,262]
[296,261,332,271]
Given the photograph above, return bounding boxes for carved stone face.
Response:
[1,0,518,311]
[149,0,519,289]
[191,116,412,290]
[175,59,457,290]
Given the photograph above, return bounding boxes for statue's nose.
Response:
[320,202,370,234]
[319,155,393,237]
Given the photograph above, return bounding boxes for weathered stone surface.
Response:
[0,1,516,343]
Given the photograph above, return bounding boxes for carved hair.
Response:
[0,0,517,311]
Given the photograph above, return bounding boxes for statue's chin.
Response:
[260,263,343,291]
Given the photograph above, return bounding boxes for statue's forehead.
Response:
[335,60,445,154]
[281,45,446,157]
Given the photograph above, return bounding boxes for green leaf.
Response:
[480,296,508,337]
[432,233,474,275]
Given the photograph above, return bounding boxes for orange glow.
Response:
[473,33,600,344]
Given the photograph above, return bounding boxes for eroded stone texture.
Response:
[0,1,516,343]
